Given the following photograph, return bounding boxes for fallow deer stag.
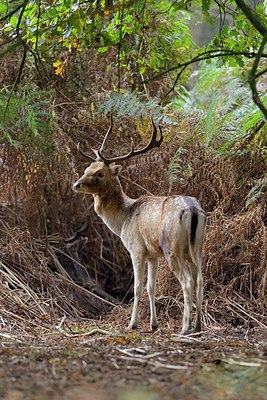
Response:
[73,116,206,334]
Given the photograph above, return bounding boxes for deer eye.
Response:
[97,171,104,178]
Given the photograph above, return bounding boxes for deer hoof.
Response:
[128,323,138,330]
[150,323,158,331]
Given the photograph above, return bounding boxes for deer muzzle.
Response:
[73,181,83,191]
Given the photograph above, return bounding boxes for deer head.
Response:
[73,115,163,196]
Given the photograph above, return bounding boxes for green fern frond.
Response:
[245,176,267,207]
[168,147,187,188]
[99,91,177,125]
[173,61,266,154]
[0,84,54,155]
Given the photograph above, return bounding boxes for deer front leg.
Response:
[147,258,158,331]
[128,254,146,330]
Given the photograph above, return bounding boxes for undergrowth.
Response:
[0,84,54,155]
[173,62,267,157]
[0,60,266,332]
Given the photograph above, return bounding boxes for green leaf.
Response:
[98,46,108,53]
[0,3,7,13]
[10,15,18,28]
[139,66,146,75]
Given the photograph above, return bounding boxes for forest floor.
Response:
[0,320,266,400]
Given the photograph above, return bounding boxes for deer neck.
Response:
[93,178,134,236]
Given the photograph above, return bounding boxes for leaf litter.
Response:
[0,319,266,400]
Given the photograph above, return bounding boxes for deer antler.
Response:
[96,116,163,165]
[77,142,95,161]
[77,113,113,161]
[78,115,163,164]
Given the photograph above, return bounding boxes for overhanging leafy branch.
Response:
[142,0,267,117]
[141,48,266,103]
[234,0,267,36]
[234,0,267,119]
[0,0,267,117]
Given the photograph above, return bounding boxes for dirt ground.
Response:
[0,320,266,400]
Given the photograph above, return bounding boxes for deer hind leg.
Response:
[195,269,203,332]
[179,268,194,335]
[190,254,203,333]
[165,251,194,335]
[147,258,158,331]
[128,254,146,330]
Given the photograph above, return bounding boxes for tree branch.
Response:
[0,1,28,23]
[140,46,267,115]
[256,67,267,79]
[248,34,267,120]
[117,0,125,92]
[234,0,267,36]
[141,48,263,86]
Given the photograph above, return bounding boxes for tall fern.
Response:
[172,61,266,154]
[168,147,188,190]
[98,91,176,125]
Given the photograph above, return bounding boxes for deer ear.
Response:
[110,164,123,176]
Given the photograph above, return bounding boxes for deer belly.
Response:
[121,220,163,258]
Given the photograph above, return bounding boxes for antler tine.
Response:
[77,143,95,162]
[98,113,113,156]
[140,117,163,154]
[120,117,163,157]
[96,117,163,165]
[77,114,114,163]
